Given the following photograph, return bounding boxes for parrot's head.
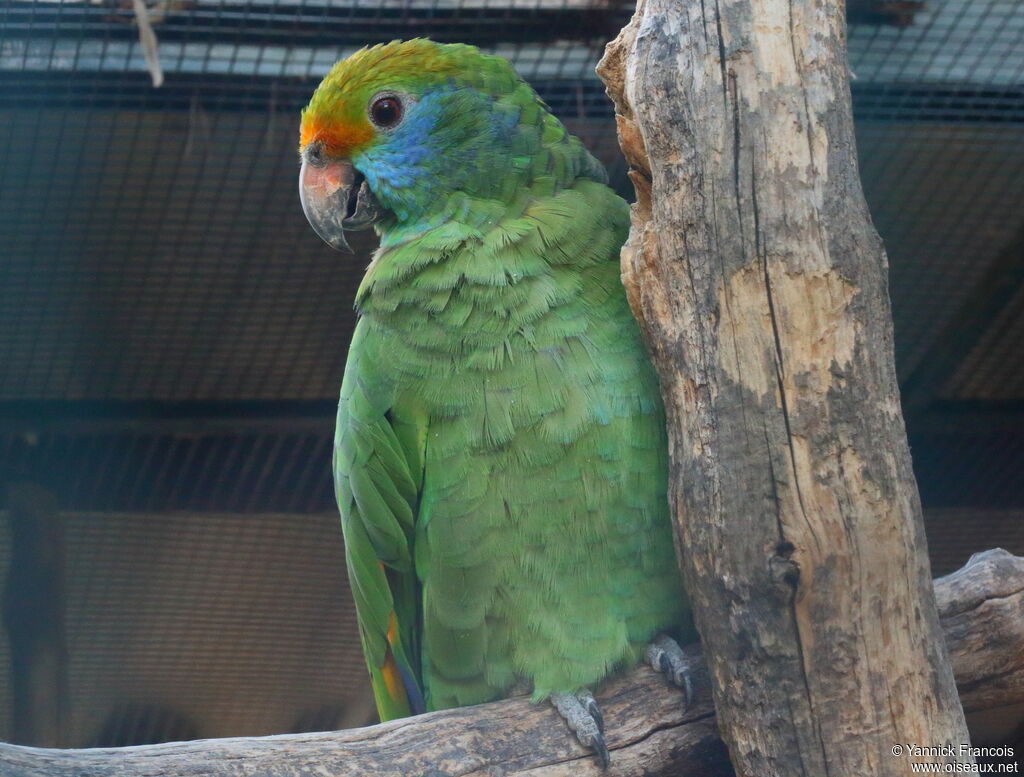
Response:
[298,39,546,251]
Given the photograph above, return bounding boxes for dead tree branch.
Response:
[596,0,973,773]
[1,549,1020,777]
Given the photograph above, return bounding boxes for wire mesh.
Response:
[946,281,1024,400]
[855,124,1024,381]
[0,0,1022,751]
[0,0,1020,404]
[0,509,372,745]
[2,425,334,513]
[924,507,1024,576]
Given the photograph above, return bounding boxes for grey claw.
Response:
[577,690,604,733]
[551,691,611,769]
[680,670,694,708]
[646,634,696,708]
[591,730,611,770]
[658,651,671,674]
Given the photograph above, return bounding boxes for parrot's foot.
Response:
[645,634,695,707]
[550,690,610,769]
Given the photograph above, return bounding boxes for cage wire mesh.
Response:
[0,0,1023,749]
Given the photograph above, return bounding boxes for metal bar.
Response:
[2,4,632,48]
[0,400,337,434]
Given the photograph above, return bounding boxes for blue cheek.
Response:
[354,98,447,217]
[351,87,512,224]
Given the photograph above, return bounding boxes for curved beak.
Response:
[299,155,382,253]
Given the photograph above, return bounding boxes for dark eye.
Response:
[370,95,402,128]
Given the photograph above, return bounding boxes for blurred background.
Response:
[0,0,1022,753]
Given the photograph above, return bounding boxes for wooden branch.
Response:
[936,548,1024,714]
[596,0,971,774]
[1,655,726,777]
[2,550,1020,777]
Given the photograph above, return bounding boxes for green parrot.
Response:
[298,39,692,766]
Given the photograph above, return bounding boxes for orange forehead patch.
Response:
[299,113,375,157]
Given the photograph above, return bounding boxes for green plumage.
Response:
[315,40,688,719]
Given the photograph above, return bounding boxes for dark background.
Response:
[1,0,1022,750]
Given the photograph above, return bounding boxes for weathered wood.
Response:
[1,550,1021,777]
[3,483,67,748]
[596,0,972,775]
[0,648,727,777]
[937,549,1024,714]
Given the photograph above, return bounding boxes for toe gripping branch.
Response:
[552,636,696,770]
[645,633,696,708]
[551,690,610,769]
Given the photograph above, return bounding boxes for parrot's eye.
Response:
[369,94,403,129]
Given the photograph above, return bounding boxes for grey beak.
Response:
[299,154,382,253]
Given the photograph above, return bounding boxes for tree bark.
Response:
[1,549,1020,777]
[596,1,973,775]
[937,549,1024,715]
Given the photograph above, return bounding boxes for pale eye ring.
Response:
[369,93,403,129]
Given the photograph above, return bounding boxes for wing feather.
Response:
[335,321,426,720]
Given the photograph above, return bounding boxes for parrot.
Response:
[298,39,693,767]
